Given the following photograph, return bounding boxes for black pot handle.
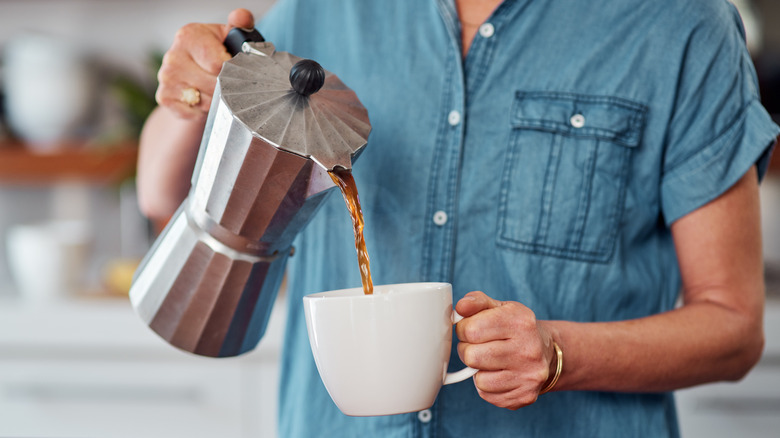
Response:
[224,27,265,57]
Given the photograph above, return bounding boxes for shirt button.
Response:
[479,22,495,38]
[433,210,448,226]
[570,114,586,128]
[418,409,433,423]
[448,110,461,126]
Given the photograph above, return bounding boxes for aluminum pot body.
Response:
[130,83,336,357]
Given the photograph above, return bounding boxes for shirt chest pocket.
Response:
[498,92,647,263]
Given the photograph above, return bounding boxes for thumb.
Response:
[215,8,256,62]
[455,291,503,318]
[228,8,255,30]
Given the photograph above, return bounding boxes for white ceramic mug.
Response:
[303,282,477,416]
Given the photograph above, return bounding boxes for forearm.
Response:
[136,10,255,222]
[544,296,765,393]
[545,167,765,394]
[137,106,205,221]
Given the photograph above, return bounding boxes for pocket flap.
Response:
[512,92,647,147]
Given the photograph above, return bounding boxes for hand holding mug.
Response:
[455,291,558,410]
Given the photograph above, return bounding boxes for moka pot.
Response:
[129,29,371,357]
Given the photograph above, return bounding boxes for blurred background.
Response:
[0,1,777,437]
[0,2,282,438]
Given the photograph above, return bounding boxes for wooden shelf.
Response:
[0,140,138,184]
[0,137,775,184]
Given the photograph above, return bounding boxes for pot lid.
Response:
[218,42,371,171]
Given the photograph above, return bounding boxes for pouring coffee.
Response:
[129,29,371,358]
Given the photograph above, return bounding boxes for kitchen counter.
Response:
[0,295,284,356]
[0,294,286,438]
[1,283,778,437]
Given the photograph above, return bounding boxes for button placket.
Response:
[421,9,466,284]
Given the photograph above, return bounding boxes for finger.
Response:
[155,80,212,120]
[473,366,549,395]
[455,291,502,318]
[157,95,208,120]
[227,8,255,29]
[457,341,510,371]
[156,47,219,114]
[171,23,232,76]
[457,300,539,344]
[475,382,539,410]
[187,26,232,76]
[458,338,537,371]
[456,312,509,344]
[474,370,523,394]
[159,49,220,95]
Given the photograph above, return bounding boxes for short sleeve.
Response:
[660,1,779,225]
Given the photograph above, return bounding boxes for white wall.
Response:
[0,0,277,79]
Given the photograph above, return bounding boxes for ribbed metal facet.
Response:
[131,207,289,357]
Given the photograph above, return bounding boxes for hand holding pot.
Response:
[155,8,254,118]
[138,8,256,219]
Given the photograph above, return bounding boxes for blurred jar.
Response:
[6,220,93,304]
[3,33,95,150]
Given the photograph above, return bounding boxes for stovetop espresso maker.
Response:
[129,29,371,357]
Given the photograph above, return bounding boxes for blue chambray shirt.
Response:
[259,0,779,436]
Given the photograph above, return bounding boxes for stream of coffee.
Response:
[329,168,374,295]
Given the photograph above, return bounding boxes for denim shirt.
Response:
[260,0,779,436]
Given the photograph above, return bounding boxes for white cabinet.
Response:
[0,297,285,438]
[2,292,777,437]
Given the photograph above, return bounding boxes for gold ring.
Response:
[181,87,201,106]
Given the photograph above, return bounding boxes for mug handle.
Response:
[443,311,479,385]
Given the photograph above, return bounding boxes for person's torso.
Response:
[256,0,768,436]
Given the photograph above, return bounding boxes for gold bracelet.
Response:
[540,341,563,394]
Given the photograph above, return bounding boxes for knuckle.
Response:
[472,371,490,390]
[155,86,173,106]
[461,345,480,368]
[457,321,479,342]
[463,324,481,342]
[154,88,165,106]
[517,392,538,407]
[161,49,180,65]
[199,96,212,110]
[510,312,537,333]
[174,23,198,43]
[518,307,537,326]
[532,367,549,387]
[204,57,226,74]
[156,65,172,84]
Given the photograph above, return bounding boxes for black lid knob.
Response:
[289,59,325,97]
